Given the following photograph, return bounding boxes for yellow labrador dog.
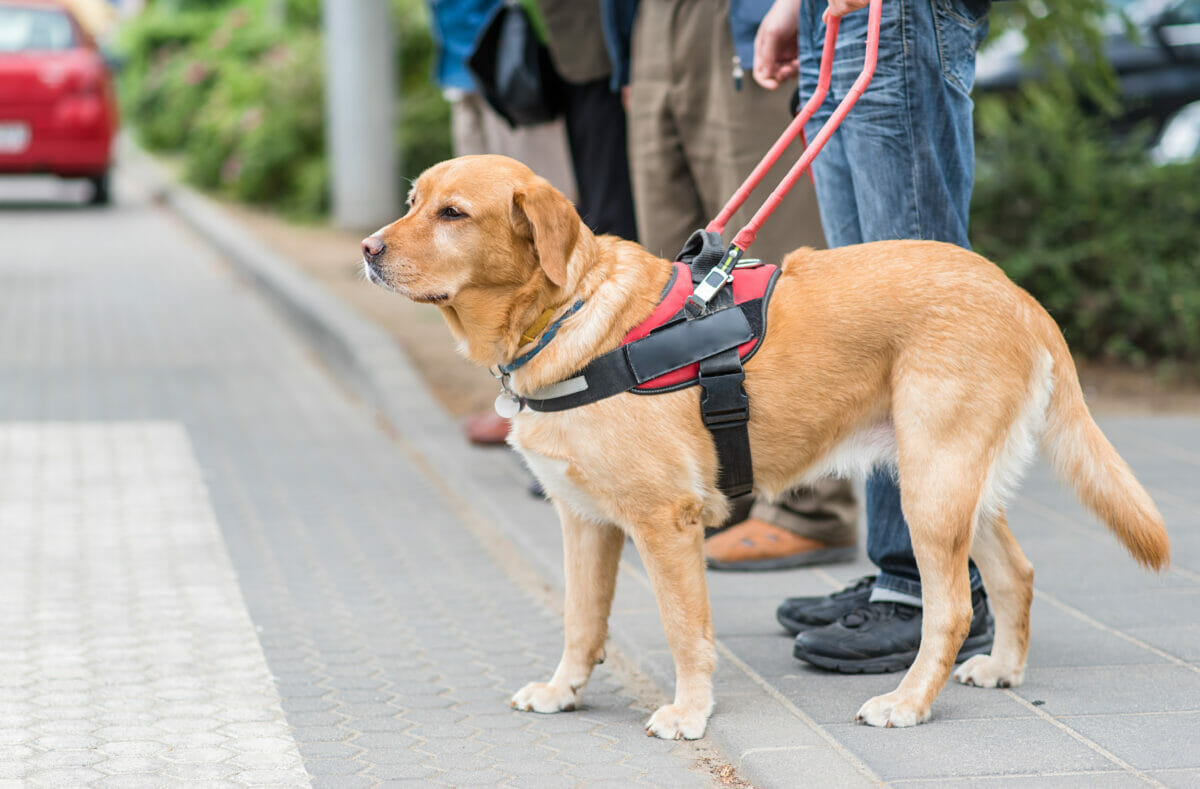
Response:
[362,155,1169,738]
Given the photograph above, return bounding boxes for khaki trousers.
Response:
[628,0,856,541]
[450,92,577,203]
[627,0,824,263]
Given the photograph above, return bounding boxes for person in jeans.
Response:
[754,0,995,671]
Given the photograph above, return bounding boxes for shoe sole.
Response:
[792,631,994,675]
[777,611,833,636]
[706,545,857,572]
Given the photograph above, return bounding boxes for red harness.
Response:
[624,261,778,392]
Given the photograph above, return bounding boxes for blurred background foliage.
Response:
[115,0,1198,371]
[117,0,450,216]
[973,1,1200,370]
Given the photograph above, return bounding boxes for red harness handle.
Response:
[706,0,884,251]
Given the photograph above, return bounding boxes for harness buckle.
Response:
[699,368,750,429]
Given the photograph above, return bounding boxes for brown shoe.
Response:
[704,518,856,571]
[463,410,511,445]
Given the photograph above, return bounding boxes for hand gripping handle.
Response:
[706,0,884,251]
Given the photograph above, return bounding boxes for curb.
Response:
[122,141,883,788]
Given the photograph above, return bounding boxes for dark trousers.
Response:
[562,78,638,240]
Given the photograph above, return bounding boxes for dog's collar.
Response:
[497,300,585,375]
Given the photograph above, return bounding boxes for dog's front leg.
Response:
[630,507,715,740]
[512,508,624,714]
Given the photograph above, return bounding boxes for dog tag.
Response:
[494,392,522,418]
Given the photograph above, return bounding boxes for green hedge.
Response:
[117,0,450,217]
[971,88,1200,370]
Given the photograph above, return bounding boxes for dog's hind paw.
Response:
[510,681,579,713]
[855,691,931,728]
[644,703,709,740]
[953,654,1025,689]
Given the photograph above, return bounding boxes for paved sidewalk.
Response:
[5,146,1197,788]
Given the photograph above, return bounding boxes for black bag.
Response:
[467,1,564,128]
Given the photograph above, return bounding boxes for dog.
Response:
[362,154,1169,738]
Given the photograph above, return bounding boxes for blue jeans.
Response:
[798,0,990,600]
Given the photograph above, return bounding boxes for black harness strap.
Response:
[681,230,755,497]
[523,298,762,412]
[699,345,753,497]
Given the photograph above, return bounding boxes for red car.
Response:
[0,0,118,204]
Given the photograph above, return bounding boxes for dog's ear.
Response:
[512,180,578,288]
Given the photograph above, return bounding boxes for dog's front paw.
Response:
[644,703,709,740]
[855,691,931,728]
[953,654,1025,689]
[510,681,579,713]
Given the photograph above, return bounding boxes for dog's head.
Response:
[361,155,580,308]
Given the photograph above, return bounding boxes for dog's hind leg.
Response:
[855,440,982,727]
[511,509,624,714]
[630,502,715,740]
[955,510,1033,688]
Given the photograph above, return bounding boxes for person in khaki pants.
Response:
[624,0,858,570]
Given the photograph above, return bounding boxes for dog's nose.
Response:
[362,235,385,263]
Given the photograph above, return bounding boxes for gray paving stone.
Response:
[501,756,572,777]
[890,771,1155,787]
[1123,623,1200,662]
[290,726,353,743]
[431,767,519,786]
[1013,665,1200,716]
[94,757,165,775]
[472,727,544,747]
[0,763,28,780]
[364,763,440,781]
[738,746,878,788]
[1023,599,1172,669]
[828,718,1119,781]
[1153,768,1200,788]
[92,775,170,789]
[163,762,239,781]
[1058,712,1200,771]
[26,767,106,786]
[303,758,366,776]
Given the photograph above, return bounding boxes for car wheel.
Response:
[89,172,111,205]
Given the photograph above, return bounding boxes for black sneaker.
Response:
[776,575,876,635]
[791,587,993,674]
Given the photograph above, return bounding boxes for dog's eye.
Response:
[438,205,466,220]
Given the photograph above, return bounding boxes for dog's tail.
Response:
[1038,322,1170,571]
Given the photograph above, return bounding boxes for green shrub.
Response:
[183,31,327,215]
[972,87,1200,368]
[118,0,450,217]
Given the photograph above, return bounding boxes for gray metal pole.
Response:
[322,0,400,230]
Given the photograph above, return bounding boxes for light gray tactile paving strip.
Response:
[118,142,1200,787]
[0,421,310,788]
[0,168,724,786]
